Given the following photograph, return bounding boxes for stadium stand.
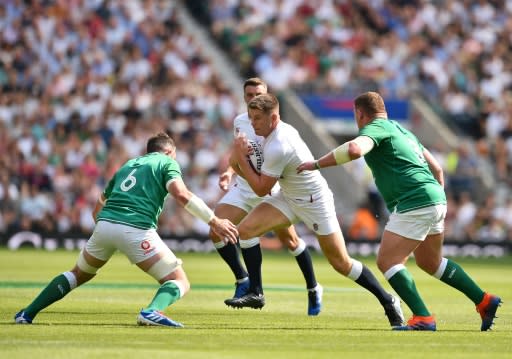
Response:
[0,0,510,245]
[184,0,512,243]
[0,0,239,237]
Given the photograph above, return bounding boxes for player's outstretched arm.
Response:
[169,178,238,243]
[297,136,374,173]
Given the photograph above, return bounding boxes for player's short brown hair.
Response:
[354,92,387,116]
[247,93,279,115]
[244,77,267,91]
[147,132,176,153]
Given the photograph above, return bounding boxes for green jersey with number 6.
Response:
[359,118,446,213]
[97,152,182,229]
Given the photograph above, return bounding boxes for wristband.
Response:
[184,194,215,223]
[314,161,321,170]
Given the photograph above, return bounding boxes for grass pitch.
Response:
[0,248,510,359]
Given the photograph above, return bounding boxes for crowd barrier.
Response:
[1,231,509,258]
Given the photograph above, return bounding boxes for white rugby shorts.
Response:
[217,185,265,213]
[385,204,447,241]
[263,190,341,236]
[86,220,180,265]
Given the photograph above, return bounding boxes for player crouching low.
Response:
[14,132,238,328]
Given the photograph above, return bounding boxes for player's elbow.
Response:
[348,141,363,159]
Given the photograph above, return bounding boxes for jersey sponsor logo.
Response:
[141,240,154,254]
[247,140,263,173]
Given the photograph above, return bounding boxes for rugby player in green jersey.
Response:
[297,91,502,331]
[15,132,238,327]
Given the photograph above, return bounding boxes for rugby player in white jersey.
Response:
[211,78,322,315]
[228,93,404,327]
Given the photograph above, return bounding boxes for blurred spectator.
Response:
[475,216,507,243]
[452,192,477,241]
[495,115,512,183]
[348,201,379,241]
[0,1,240,237]
[2,0,511,244]
[446,142,480,198]
[188,0,512,242]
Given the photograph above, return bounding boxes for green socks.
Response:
[145,280,182,311]
[434,258,485,304]
[384,258,486,318]
[25,272,76,319]
[385,265,430,316]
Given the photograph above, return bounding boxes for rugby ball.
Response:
[247,140,263,173]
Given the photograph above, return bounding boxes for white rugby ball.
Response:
[247,140,263,173]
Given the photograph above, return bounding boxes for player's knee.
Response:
[332,260,352,276]
[324,252,352,275]
[237,223,255,241]
[376,254,404,274]
[415,256,438,275]
[147,253,183,282]
[376,255,388,273]
[76,250,100,275]
[237,221,260,240]
[277,232,299,250]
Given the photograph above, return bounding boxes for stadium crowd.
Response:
[0,0,510,244]
[190,0,512,243]
[0,0,237,238]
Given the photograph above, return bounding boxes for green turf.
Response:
[0,248,510,359]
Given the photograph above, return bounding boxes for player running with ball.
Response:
[212,78,322,315]
[229,93,404,327]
